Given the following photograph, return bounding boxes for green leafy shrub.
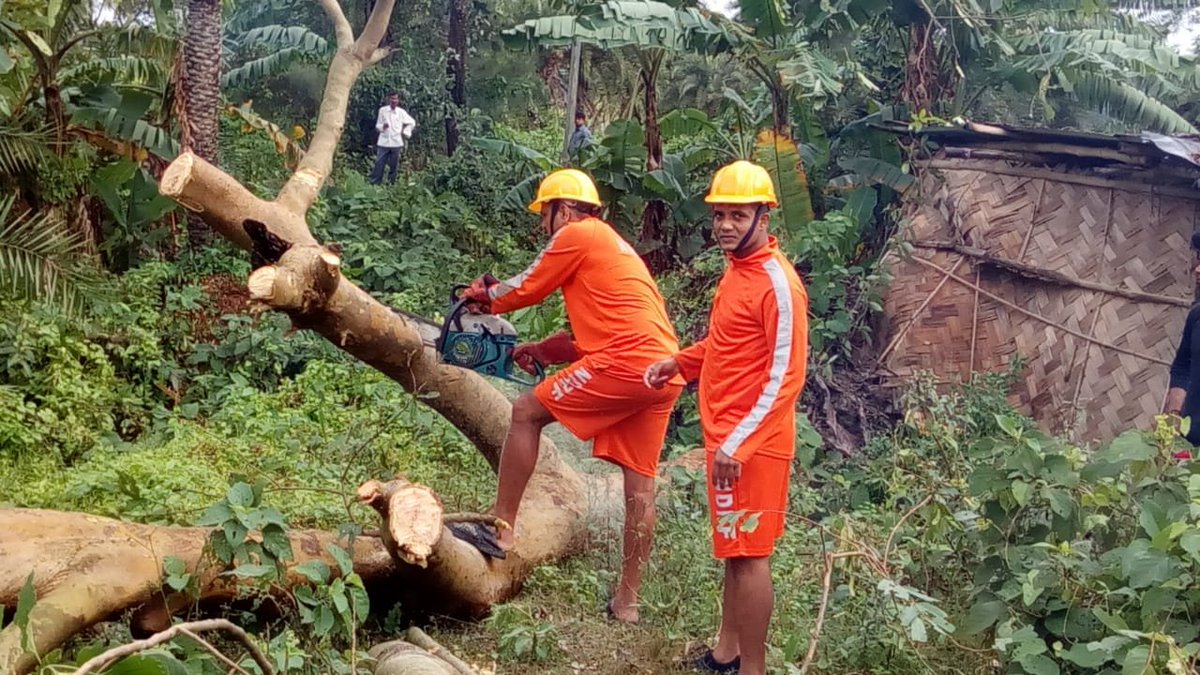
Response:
[787,207,889,364]
[0,299,138,461]
[818,368,1200,674]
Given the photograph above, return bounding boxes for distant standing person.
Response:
[1165,230,1200,459]
[567,110,593,162]
[370,92,415,185]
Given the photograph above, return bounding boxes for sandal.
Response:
[690,648,740,674]
[445,521,507,560]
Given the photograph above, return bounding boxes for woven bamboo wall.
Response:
[882,156,1200,444]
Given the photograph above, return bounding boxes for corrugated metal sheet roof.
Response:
[873,119,1200,169]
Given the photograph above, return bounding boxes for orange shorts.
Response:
[707,452,792,559]
[534,356,683,478]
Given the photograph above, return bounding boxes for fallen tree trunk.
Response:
[0,468,612,673]
[0,0,622,669]
[0,508,394,673]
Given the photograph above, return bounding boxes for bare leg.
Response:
[729,556,773,675]
[491,391,553,550]
[711,561,740,663]
[610,469,656,623]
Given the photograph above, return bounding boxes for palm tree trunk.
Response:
[183,0,222,248]
[444,0,469,156]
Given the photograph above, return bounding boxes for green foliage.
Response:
[0,298,137,462]
[951,415,1200,674]
[0,122,49,175]
[92,159,180,270]
[501,0,733,54]
[488,603,561,664]
[0,194,108,315]
[787,207,888,362]
[197,480,294,571]
[313,178,522,317]
[1070,72,1197,134]
[222,24,332,89]
[292,543,371,641]
[810,368,1200,675]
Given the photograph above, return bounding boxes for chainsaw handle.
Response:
[506,358,545,386]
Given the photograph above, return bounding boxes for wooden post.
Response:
[561,38,581,164]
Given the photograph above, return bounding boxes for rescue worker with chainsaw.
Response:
[645,160,808,675]
[462,168,684,624]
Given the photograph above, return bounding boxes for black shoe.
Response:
[691,649,740,674]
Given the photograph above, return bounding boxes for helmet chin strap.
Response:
[547,201,560,235]
[731,204,767,257]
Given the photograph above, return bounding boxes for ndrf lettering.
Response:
[714,486,738,540]
[551,366,593,401]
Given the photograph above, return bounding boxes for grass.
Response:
[0,359,995,674]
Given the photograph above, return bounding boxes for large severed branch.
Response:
[161,153,316,248]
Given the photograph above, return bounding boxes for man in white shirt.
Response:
[369,92,416,185]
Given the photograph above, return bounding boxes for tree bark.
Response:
[770,79,790,138]
[183,0,223,248]
[444,0,469,156]
[638,54,669,274]
[0,508,395,674]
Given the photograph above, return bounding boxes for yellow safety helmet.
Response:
[705,160,778,207]
[528,168,602,214]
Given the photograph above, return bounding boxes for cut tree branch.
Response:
[178,628,253,675]
[405,627,478,675]
[368,47,392,65]
[161,153,316,247]
[73,619,275,675]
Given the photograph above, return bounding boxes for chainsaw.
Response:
[397,284,545,386]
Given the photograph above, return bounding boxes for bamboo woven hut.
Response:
[878,121,1200,444]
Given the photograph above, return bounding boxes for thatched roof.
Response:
[877,120,1200,445]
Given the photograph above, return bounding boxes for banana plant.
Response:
[1,0,102,144]
[867,0,1200,133]
[503,0,735,270]
[473,114,713,264]
[221,24,332,90]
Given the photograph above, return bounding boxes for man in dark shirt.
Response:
[1165,230,1200,456]
[567,111,593,162]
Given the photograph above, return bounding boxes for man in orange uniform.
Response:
[463,168,684,623]
[646,160,808,675]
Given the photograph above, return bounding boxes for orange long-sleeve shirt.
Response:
[674,237,808,462]
[488,217,680,372]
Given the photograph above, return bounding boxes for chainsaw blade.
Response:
[388,306,442,348]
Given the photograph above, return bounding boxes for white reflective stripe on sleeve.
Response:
[490,228,564,300]
[718,257,794,458]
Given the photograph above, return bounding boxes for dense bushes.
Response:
[805,370,1200,674]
